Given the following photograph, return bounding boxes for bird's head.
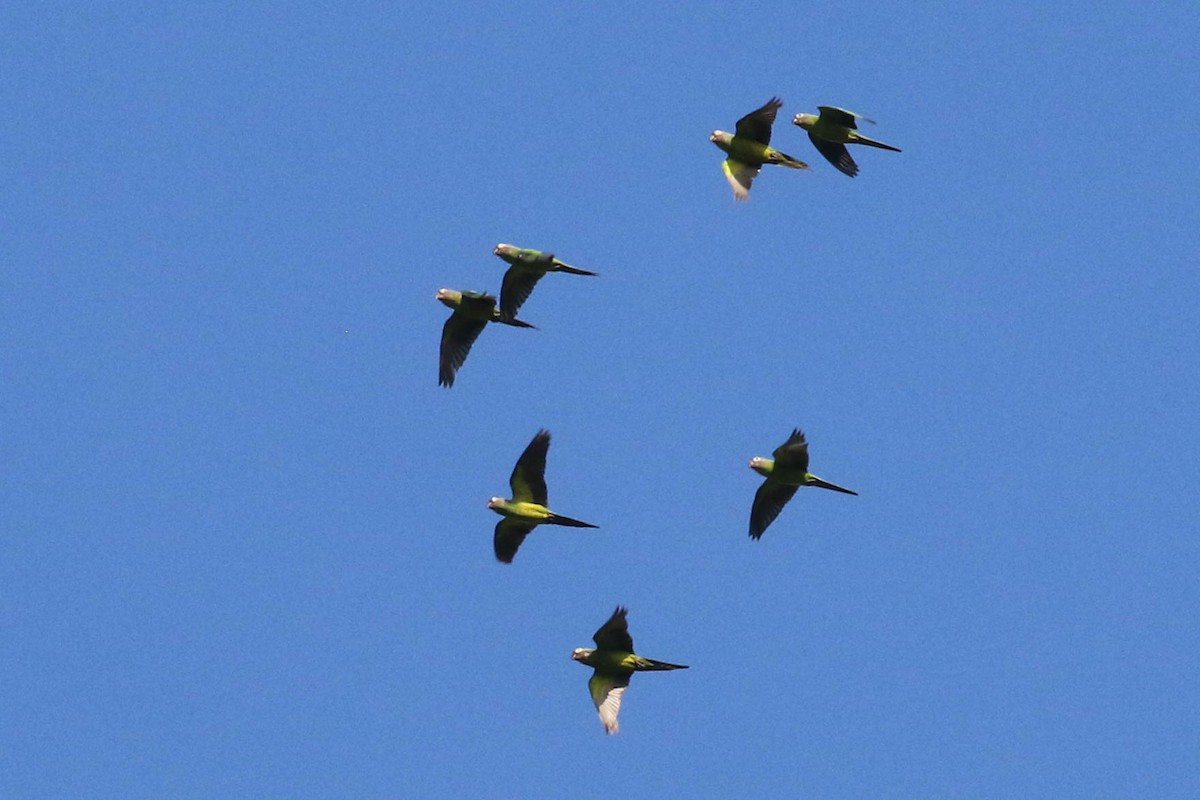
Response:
[487,496,506,512]
[493,243,513,257]
[748,456,772,477]
[436,288,459,308]
[571,647,594,664]
[792,113,816,130]
[709,130,729,146]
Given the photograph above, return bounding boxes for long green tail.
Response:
[553,262,599,276]
[495,314,536,329]
[633,656,688,671]
[852,133,901,153]
[808,475,858,495]
[770,149,810,169]
[547,512,598,528]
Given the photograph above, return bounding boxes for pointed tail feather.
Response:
[553,263,599,276]
[852,134,901,152]
[546,512,598,528]
[771,149,810,169]
[809,475,858,495]
[497,315,537,329]
[633,656,688,671]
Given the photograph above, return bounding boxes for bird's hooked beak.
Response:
[492,244,506,255]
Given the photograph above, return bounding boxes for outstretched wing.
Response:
[438,312,487,387]
[509,429,550,504]
[592,606,634,652]
[734,97,782,145]
[498,265,544,321]
[749,479,800,540]
[722,158,759,201]
[817,106,874,129]
[588,671,630,734]
[772,428,811,471]
[493,518,538,564]
[808,133,859,177]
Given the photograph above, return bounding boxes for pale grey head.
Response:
[792,112,817,130]
[748,456,772,477]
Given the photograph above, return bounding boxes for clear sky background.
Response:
[4,3,1199,798]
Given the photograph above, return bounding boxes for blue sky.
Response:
[4,3,1199,797]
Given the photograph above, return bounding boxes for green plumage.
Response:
[492,243,597,321]
[488,429,597,563]
[436,288,534,387]
[710,97,809,200]
[792,106,901,177]
[748,428,858,539]
[571,607,687,734]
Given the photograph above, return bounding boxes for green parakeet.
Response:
[488,429,597,563]
[436,288,534,388]
[571,606,688,734]
[749,428,858,539]
[710,97,809,201]
[791,106,901,177]
[492,243,598,321]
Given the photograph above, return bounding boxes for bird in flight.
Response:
[488,429,597,563]
[710,97,809,200]
[436,288,534,387]
[492,243,597,321]
[748,428,857,539]
[571,606,688,734]
[791,106,900,177]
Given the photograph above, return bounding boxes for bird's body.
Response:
[791,106,900,177]
[488,498,596,528]
[489,429,597,563]
[571,607,687,734]
[492,243,597,321]
[748,428,857,539]
[710,97,809,201]
[436,288,534,388]
[573,648,686,674]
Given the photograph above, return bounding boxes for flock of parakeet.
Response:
[435,99,899,734]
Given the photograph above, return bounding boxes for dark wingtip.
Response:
[749,518,765,539]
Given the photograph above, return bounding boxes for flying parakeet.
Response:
[571,606,688,734]
[749,428,858,539]
[791,106,901,177]
[710,97,809,201]
[488,429,597,563]
[492,243,598,321]
[436,288,534,388]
